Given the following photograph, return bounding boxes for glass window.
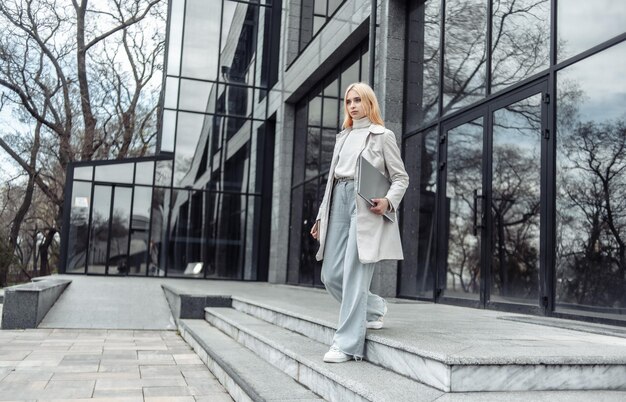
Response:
[164,77,179,109]
[491,0,550,93]
[218,84,254,118]
[135,162,155,186]
[87,185,112,274]
[73,166,93,181]
[558,0,626,62]
[406,0,441,130]
[293,103,308,184]
[298,0,347,53]
[166,0,185,76]
[443,0,488,115]
[305,127,321,180]
[155,160,173,187]
[320,128,335,173]
[340,55,360,92]
[221,3,259,87]
[66,181,92,273]
[174,112,207,187]
[298,179,319,286]
[148,187,170,277]
[95,163,134,184]
[161,110,176,152]
[204,191,246,279]
[108,186,133,276]
[555,42,626,315]
[322,97,338,128]
[180,0,223,81]
[177,79,214,113]
[399,129,437,298]
[360,48,369,85]
[288,185,304,284]
[308,94,322,126]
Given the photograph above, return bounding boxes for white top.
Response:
[334,117,371,179]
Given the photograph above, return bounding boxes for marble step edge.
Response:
[178,318,324,402]
[231,296,626,365]
[207,307,626,393]
[204,306,448,398]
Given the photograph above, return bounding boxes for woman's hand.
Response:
[370,198,390,215]
[310,220,320,240]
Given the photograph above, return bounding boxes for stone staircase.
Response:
[164,285,626,402]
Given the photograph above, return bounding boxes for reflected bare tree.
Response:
[0,0,165,275]
[558,119,626,308]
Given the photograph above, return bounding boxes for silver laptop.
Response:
[357,156,394,222]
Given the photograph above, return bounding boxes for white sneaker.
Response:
[366,303,388,330]
[323,345,351,363]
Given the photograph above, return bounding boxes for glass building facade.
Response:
[60,0,626,324]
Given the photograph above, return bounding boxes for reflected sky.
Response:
[558,0,626,61]
[558,41,626,126]
[174,112,207,186]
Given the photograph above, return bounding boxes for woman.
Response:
[310,82,409,363]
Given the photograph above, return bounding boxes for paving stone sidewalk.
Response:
[0,328,233,402]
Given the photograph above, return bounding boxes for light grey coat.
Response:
[315,124,409,264]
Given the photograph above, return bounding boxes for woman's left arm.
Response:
[382,130,409,212]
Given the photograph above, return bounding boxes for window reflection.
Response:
[180,0,222,80]
[490,94,542,304]
[128,186,152,276]
[558,0,626,62]
[305,127,321,180]
[399,130,437,298]
[406,0,440,130]
[444,118,483,299]
[73,166,93,181]
[108,187,132,276]
[491,0,550,93]
[161,110,176,152]
[148,187,169,277]
[164,77,179,109]
[134,162,154,186]
[166,0,185,76]
[299,0,346,52]
[443,0,487,115]
[218,84,254,118]
[221,2,259,87]
[66,181,92,273]
[174,112,207,187]
[556,42,626,314]
[177,79,214,113]
[87,185,112,274]
[155,160,173,187]
[95,163,134,184]
[288,185,304,284]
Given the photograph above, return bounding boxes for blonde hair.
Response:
[342,82,385,129]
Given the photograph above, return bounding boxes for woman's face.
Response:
[346,89,366,120]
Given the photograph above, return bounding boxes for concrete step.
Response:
[179,318,324,402]
[205,306,445,402]
[229,296,626,393]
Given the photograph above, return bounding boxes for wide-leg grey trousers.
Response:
[320,180,387,358]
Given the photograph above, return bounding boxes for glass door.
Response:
[487,86,546,307]
[438,111,486,306]
[437,81,549,310]
[86,184,133,275]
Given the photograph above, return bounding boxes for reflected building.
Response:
[60,0,626,325]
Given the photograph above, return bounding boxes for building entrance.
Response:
[437,81,550,312]
[86,184,133,276]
